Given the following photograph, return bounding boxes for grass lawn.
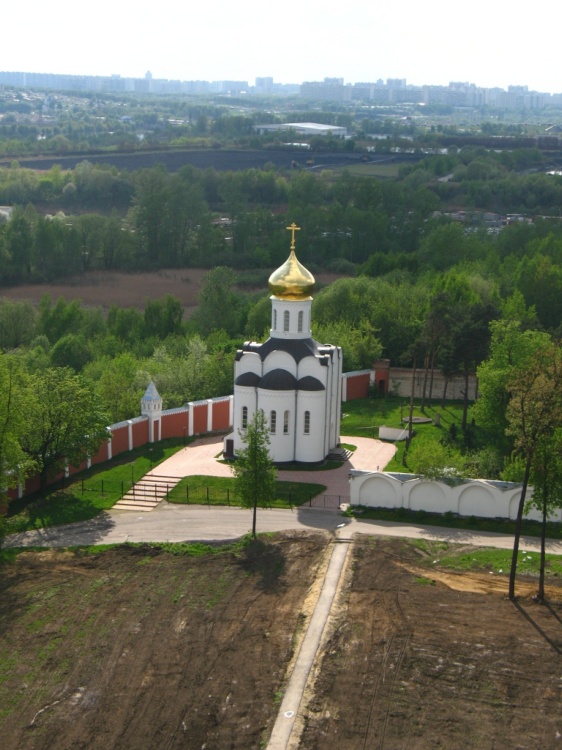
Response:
[5,438,191,534]
[347,505,562,540]
[408,538,562,578]
[167,475,327,509]
[341,396,479,472]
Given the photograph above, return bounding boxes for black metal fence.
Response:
[309,494,349,509]
[78,479,134,498]
[69,477,347,510]
[175,486,348,510]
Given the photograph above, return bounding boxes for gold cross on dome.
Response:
[286,222,301,249]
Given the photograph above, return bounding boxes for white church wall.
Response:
[297,356,327,381]
[262,350,297,377]
[350,471,562,522]
[358,475,401,508]
[295,391,326,462]
[235,351,261,378]
[507,492,543,523]
[258,390,296,463]
[457,484,498,518]
[270,297,312,339]
[232,386,258,452]
[328,347,343,450]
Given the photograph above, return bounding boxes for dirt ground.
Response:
[0,268,341,314]
[0,533,329,750]
[0,269,221,316]
[2,533,562,750]
[299,536,562,750]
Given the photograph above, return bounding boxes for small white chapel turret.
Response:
[141,381,162,443]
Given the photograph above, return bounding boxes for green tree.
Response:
[474,321,552,451]
[527,432,562,601]
[515,254,562,331]
[0,356,33,524]
[231,410,277,538]
[244,295,272,340]
[143,295,184,339]
[0,300,36,350]
[49,333,92,371]
[313,319,382,371]
[194,267,242,337]
[5,206,33,278]
[37,295,84,344]
[84,353,144,424]
[505,344,562,599]
[407,440,466,480]
[132,165,171,266]
[20,368,109,493]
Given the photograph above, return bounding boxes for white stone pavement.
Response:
[142,433,396,501]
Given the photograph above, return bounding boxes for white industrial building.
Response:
[254,122,347,138]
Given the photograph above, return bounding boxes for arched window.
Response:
[270,410,276,434]
[273,309,277,330]
[242,406,248,429]
[283,410,289,434]
[304,410,311,435]
[283,310,290,332]
[298,310,303,332]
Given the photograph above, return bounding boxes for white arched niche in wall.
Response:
[458,485,496,518]
[358,475,400,508]
[408,481,448,513]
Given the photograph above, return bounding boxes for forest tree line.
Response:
[0,146,561,506]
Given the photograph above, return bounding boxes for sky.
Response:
[3,0,561,94]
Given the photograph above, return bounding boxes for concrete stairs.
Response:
[113,474,181,512]
[327,447,353,462]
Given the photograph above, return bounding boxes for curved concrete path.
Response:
[5,434,562,555]
[5,506,562,555]
[138,434,396,501]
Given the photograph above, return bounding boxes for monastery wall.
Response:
[349,471,562,523]
[7,365,476,501]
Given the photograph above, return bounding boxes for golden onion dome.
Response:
[268,224,315,299]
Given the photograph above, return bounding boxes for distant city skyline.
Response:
[5,0,561,96]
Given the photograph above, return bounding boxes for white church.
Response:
[228,224,343,463]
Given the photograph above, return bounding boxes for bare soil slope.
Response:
[0,534,328,750]
[299,536,562,750]
[2,534,561,750]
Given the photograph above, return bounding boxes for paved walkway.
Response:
[5,504,562,553]
[142,434,396,502]
[5,434,562,554]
